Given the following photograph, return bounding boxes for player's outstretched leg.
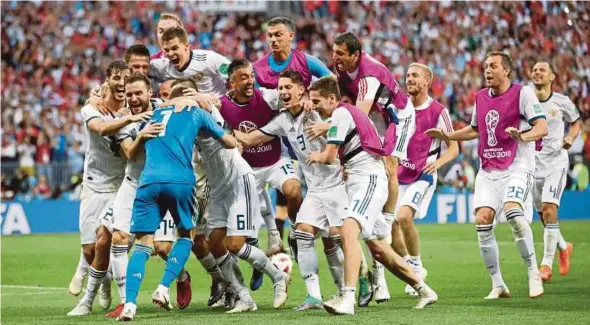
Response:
[246,237,264,291]
[357,242,373,307]
[229,236,290,309]
[539,203,572,280]
[106,230,129,318]
[293,228,323,311]
[260,190,283,255]
[191,234,227,308]
[323,234,344,295]
[366,238,437,309]
[505,206,543,298]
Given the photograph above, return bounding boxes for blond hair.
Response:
[158,13,184,29]
[409,63,433,81]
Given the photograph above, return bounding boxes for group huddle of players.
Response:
[64,13,577,321]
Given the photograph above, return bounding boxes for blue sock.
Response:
[125,244,153,304]
[160,237,193,287]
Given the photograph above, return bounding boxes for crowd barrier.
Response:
[1,191,589,236]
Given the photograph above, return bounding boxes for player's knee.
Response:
[112,231,130,246]
[82,244,95,262]
[368,240,386,263]
[96,229,112,248]
[541,204,558,223]
[295,223,314,234]
[396,207,415,226]
[154,242,172,259]
[475,208,494,225]
[225,237,245,254]
[282,180,302,201]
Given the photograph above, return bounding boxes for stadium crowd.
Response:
[2,1,589,200]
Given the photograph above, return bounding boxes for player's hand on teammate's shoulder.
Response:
[304,122,330,141]
[424,128,449,141]
[563,136,574,149]
[181,89,219,111]
[300,99,313,112]
[505,127,523,141]
[127,111,154,123]
[306,151,322,165]
[138,121,164,140]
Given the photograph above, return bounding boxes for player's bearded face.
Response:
[126,81,152,114]
[108,69,131,102]
[483,56,508,88]
[531,63,554,87]
[278,78,304,108]
[332,44,359,73]
[128,55,150,75]
[231,67,255,98]
[405,67,426,96]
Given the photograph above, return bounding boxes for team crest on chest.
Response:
[239,120,258,133]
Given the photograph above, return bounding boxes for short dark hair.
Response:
[171,78,199,91]
[161,26,188,44]
[485,51,513,72]
[279,70,304,86]
[267,17,295,32]
[125,72,151,89]
[124,44,151,63]
[334,32,362,55]
[227,59,251,78]
[309,77,341,100]
[106,60,130,78]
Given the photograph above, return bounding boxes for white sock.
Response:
[261,190,278,231]
[372,261,386,287]
[342,286,355,304]
[295,230,321,300]
[236,243,283,283]
[557,233,567,251]
[402,254,411,264]
[506,209,539,276]
[476,225,506,288]
[77,250,89,275]
[409,255,423,274]
[412,280,432,297]
[325,238,344,293]
[198,253,225,283]
[110,245,128,303]
[542,223,560,267]
[82,267,107,304]
[216,253,252,303]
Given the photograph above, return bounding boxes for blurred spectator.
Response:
[67,140,85,175]
[35,132,52,183]
[570,155,589,191]
[32,175,52,199]
[16,136,35,176]
[1,134,17,162]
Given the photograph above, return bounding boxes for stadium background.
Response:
[1,1,590,233]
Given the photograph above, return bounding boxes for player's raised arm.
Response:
[87,111,153,137]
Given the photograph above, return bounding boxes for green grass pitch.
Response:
[2,222,590,325]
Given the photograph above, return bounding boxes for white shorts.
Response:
[253,157,300,213]
[79,186,116,245]
[395,180,435,220]
[346,174,389,240]
[533,168,567,211]
[111,177,178,241]
[296,185,347,237]
[206,173,260,238]
[473,171,534,222]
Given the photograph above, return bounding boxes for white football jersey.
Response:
[149,49,230,96]
[535,92,579,178]
[116,121,144,184]
[81,104,126,192]
[196,106,253,197]
[326,106,387,178]
[470,85,545,179]
[260,109,344,192]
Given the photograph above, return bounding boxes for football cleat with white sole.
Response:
[99,276,112,310]
[272,272,290,308]
[152,285,173,311]
[375,283,391,303]
[67,300,92,316]
[529,273,544,298]
[323,295,354,315]
[414,287,438,309]
[484,286,511,300]
[116,303,136,322]
[226,300,258,314]
[69,270,87,296]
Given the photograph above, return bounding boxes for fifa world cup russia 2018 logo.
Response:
[485,110,499,147]
[239,121,258,133]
